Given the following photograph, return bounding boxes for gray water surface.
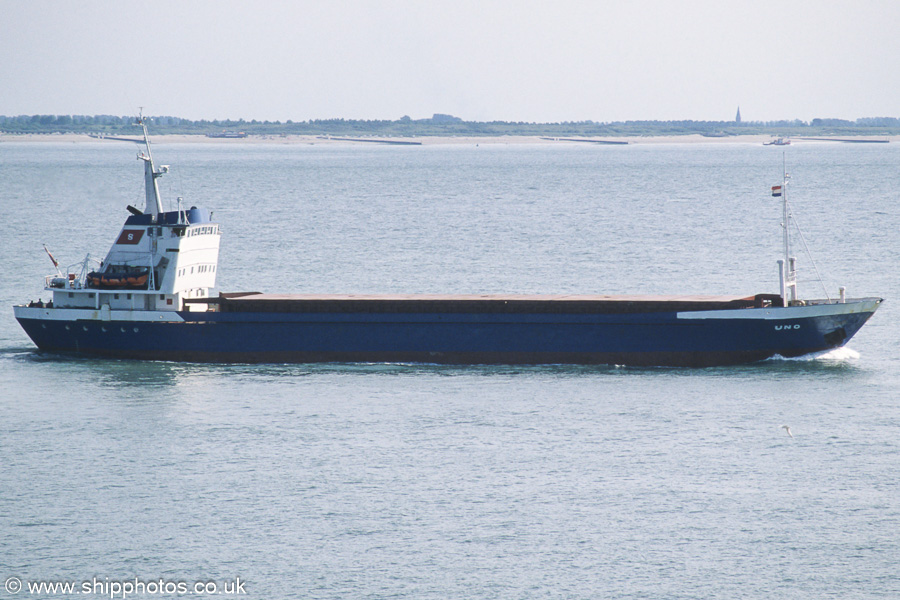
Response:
[1,140,898,599]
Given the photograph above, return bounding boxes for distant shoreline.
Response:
[2,133,896,145]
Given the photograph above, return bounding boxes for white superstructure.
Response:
[43,113,220,313]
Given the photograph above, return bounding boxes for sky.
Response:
[2,0,898,123]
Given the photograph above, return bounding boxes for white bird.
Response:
[781,425,793,438]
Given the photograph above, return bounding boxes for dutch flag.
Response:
[771,185,783,197]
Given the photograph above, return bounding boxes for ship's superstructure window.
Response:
[186,225,218,237]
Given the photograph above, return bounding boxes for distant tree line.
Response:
[1,113,898,137]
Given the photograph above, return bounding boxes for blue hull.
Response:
[14,299,881,367]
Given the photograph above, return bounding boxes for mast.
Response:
[776,153,797,305]
[136,110,167,218]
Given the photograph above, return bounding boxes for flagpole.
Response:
[43,243,62,276]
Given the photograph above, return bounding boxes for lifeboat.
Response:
[87,269,149,289]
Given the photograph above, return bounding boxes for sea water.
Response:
[1,140,898,599]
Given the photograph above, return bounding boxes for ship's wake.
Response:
[769,346,860,364]
[813,346,861,362]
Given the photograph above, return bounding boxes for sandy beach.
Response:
[1,133,896,145]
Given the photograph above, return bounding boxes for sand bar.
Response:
[1,133,896,145]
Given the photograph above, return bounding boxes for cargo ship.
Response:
[13,117,882,367]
